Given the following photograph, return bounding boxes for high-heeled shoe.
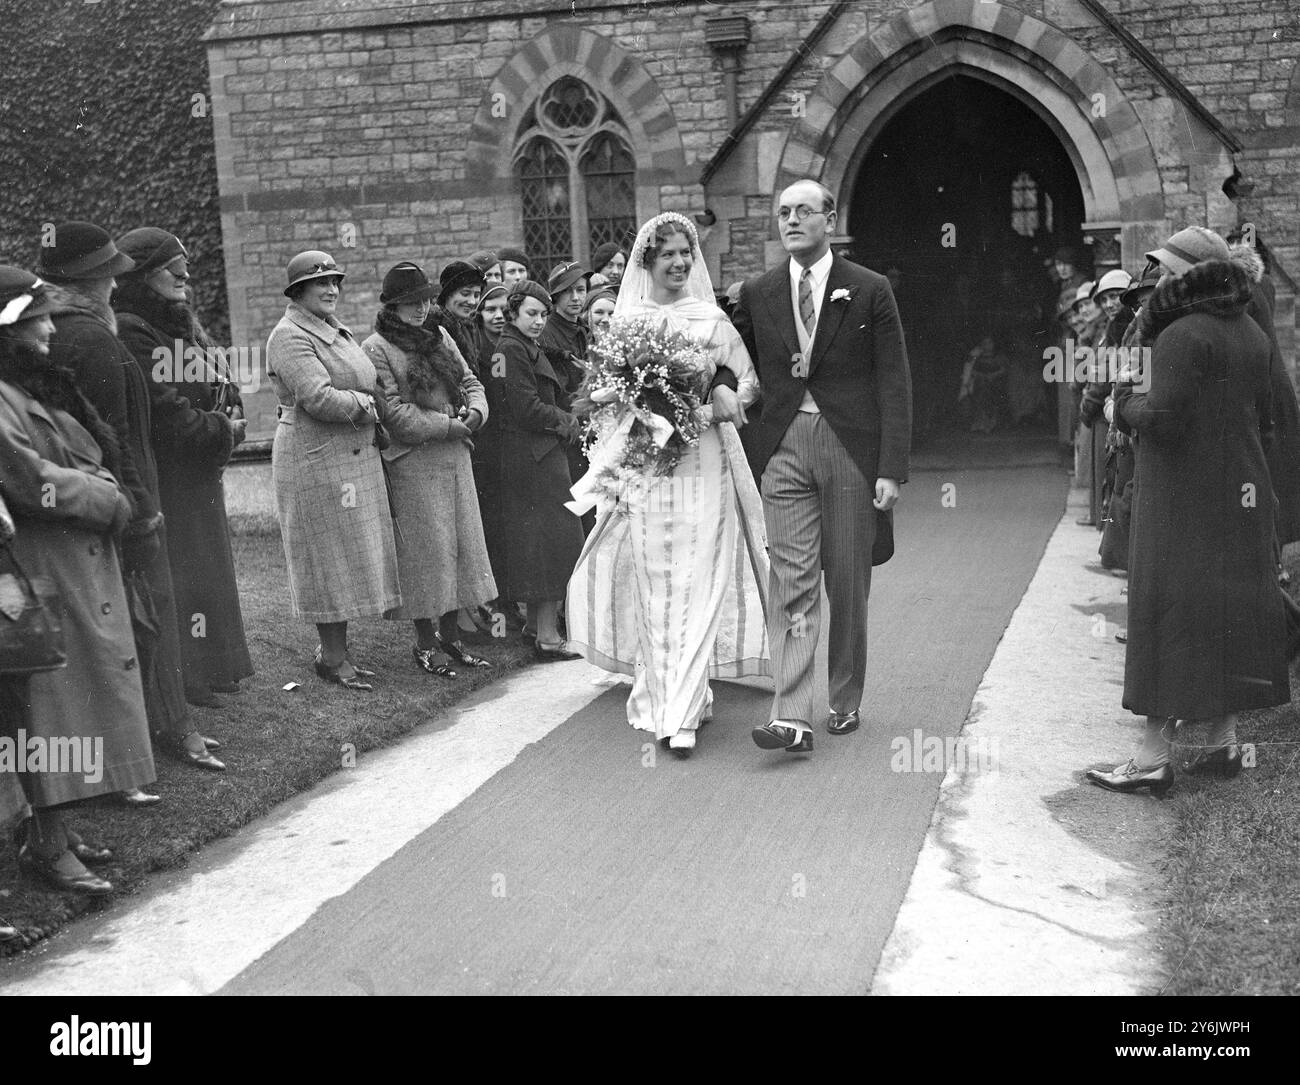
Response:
[120,787,162,807]
[412,645,457,679]
[0,919,18,943]
[436,633,492,669]
[160,732,226,772]
[202,735,222,752]
[1183,744,1243,779]
[18,846,113,895]
[314,646,376,681]
[1085,759,1174,797]
[64,829,113,865]
[534,640,581,662]
[313,651,373,691]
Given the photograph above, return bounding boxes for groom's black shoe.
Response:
[752,721,812,753]
[827,710,860,735]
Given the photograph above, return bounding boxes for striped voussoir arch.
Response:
[775,0,1164,224]
[463,22,686,187]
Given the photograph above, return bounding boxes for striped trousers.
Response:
[761,412,876,724]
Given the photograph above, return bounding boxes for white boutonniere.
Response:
[830,287,853,304]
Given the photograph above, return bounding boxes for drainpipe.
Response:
[704,15,751,130]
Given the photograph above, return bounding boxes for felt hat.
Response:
[380,261,437,305]
[37,221,136,282]
[1145,227,1230,278]
[284,250,345,296]
[0,266,57,326]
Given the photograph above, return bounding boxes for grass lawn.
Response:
[1157,558,1300,995]
[0,500,536,957]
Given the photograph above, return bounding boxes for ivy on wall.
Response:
[0,0,228,341]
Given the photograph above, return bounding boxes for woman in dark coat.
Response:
[1087,251,1290,796]
[0,266,154,894]
[496,281,583,660]
[472,284,510,599]
[112,229,252,734]
[39,222,192,797]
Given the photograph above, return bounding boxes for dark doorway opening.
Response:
[847,75,1088,444]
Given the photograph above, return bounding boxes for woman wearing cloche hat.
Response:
[362,262,497,679]
[267,250,400,690]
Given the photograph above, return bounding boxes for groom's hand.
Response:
[874,478,901,511]
[710,385,747,427]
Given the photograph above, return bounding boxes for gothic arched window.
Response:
[582,132,636,253]
[1011,171,1039,237]
[515,78,637,274]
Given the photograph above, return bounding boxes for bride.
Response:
[565,212,770,758]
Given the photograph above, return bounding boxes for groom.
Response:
[731,179,911,753]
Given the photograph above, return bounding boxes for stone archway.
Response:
[772,0,1167,268]
[463,24,687,250]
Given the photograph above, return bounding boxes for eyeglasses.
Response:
[161,260,190,279]
[777,205,830,223]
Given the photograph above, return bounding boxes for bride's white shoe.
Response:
[668,731,696,758]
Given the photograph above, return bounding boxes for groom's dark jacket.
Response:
[731,253,912,484]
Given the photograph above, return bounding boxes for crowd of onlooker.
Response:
[0,221,632,920]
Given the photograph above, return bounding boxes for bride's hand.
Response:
[709,385,747,428]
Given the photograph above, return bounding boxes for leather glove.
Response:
[121,519,162,575]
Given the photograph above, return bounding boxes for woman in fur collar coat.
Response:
[112,228,252,733]
[362,263,496,678]
[1088,236,1290,797]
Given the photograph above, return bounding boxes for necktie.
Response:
[799,268,816,338]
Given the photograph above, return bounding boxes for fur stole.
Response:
[46,283,118,335]
[374,308,464,412]
[0,346,127,488]
[112,278,217,351]
[1130,258,1253,346]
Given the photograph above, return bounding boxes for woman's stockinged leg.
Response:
[532,601,561,645]
[1136,715,1171,768]
[317,622,348,667]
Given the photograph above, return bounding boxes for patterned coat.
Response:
[267,303,400,623]
[362,324,496,619]
[0,380,156,804]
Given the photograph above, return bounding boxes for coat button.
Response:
[353,448,360,455]
[101,602,111,614]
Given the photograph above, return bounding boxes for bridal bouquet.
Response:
[566,315,711,514]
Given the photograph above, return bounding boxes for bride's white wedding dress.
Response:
[566,231,771,743]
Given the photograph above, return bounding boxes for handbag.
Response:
[0,542,67,676]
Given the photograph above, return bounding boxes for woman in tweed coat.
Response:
[267,251,401,691]
[362,262,496,677]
